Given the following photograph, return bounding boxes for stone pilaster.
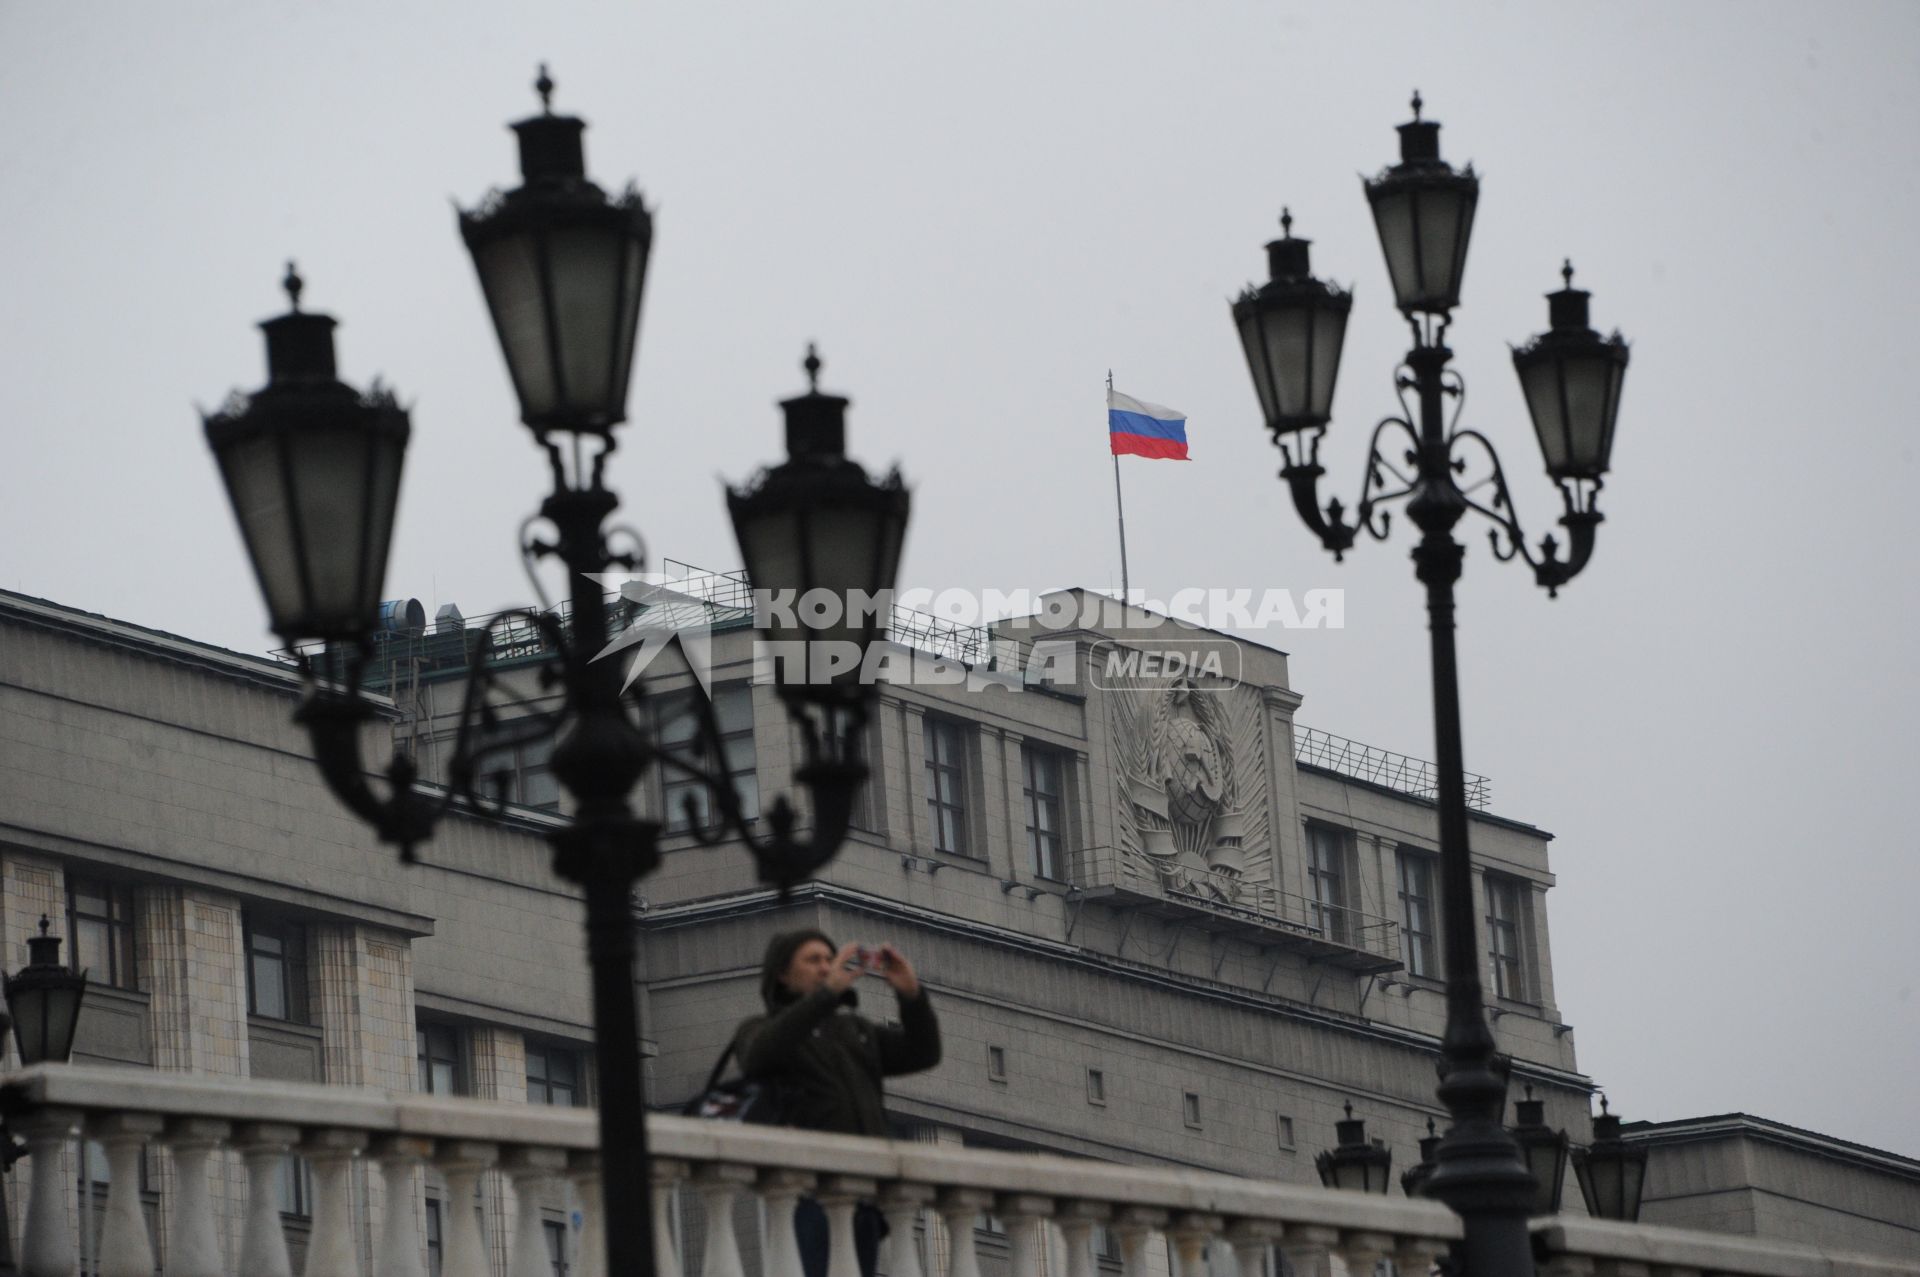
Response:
[310,923,418,1274]
[140,884,250,1270]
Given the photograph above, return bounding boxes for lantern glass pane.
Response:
[1310,306,1348,420]
[1236,308,1282,429]
[360,426,405,622]
[1520,359,1571,474]
[10,987,46,1064]
[1417,187,1473,304]
[1592,1160,1623,1219]
[548,224,624,420]
[44,983,82,1062]
[1620,1155,1646,1220]
[1260,305,1315,421]
[220,433,303,631]
[477,232,558,421]
[287,426,378,630]
[1558,352,1624,476]
[1370,190,1419,309]
[797,502,890,651]
[612,236,647,416]
[735,507,806,645]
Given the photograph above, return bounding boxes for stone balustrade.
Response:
[1,1063,1457,1276]
[4,1064,1911,1277]
[1531,1217,1920,1277]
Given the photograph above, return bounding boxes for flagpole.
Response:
[1109,369,1130,603]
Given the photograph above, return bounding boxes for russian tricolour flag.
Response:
[1108,389,1189,460]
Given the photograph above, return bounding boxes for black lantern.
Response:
[1232,209,1352,438]
[1571,1097,1649,1222]
[1400,1117,1443,1198]
[1512,262,1630,482]
[458,67,652,439]
[1316,1102,1393,1194]
[5,917,87,1066]
[1363,92,1479,316]
[203,264,410,644]
[1511,1085,1571,1215]
[728,346,910,706]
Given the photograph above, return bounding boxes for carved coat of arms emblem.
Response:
[1108,671,1271,904]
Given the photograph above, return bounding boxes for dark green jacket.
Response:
[732,985,941,1137]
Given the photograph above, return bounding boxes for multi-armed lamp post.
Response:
[1233,95,1630,1276]
[204,71,908,1276]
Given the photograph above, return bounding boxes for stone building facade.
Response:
[2,579,1596,1272]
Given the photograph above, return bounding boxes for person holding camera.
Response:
[733,928,942,1277]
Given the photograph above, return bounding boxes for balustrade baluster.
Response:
[434,1140,499,1277]
[1170,1212,1223,1277]
[759,1169,816,1277]
[233,1122,299,1277]
[301,1128,369,1277]
[568,1150,605,1277]
[935,1187,994,1277]
[92,1112,162,1277]
[17,1107,80,1277]
[1056,1200,1111,1277]
[693,1163,754,1277]
[372,1135,432,1277]
[876,1183,933,1277]
[1337,1230,1393,1277]
[1531,1246,1594,1277]
[1000,1192,1056,1277]
[1389,1235,1447,1277]
[1279,1223,1340,1277]
[162,1117,230,1277]
[1113,1206,1169,1277]
[817,1175,877,1277]
[1225,1221,1283,1277]
[503,1146,568,1277]
[651,1157,689,1277]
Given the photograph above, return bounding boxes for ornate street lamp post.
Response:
[1,917,89,1275]
[1234,94,1629,1276]
[205,70,909,1277]
[1571,1097,1649,1222]
[1316,1102,1394,1194]
[1510,1086,1572,1216]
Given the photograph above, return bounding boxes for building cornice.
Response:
[1624,1113,1920,1183]
[0,590,306,697]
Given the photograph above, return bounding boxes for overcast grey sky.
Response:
[3,2,1916,1155]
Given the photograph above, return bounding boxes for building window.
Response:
[1305,825,1350,943]
[923,717,972,856]
[515,736,560,811]
[1396,850,1438,978]
[425,1199,444,1277]
[527,1044,582,1106]
[417,1023,467,1096]
[1277,1115,1296,1149]
[68,875,136,990]
[1485,875,1530,1002]
[245,915,307,1022]
[654,684,758,832]
[1182,1092,1202,1129]
[987,1045,1007,1082]
[1086,1068,1106,1106]
[1022,745,1067,880]
[545,1219,571,1277]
